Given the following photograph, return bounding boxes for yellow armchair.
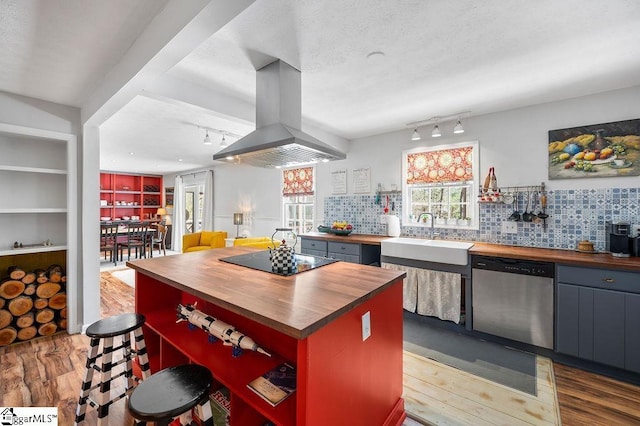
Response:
[233,237,280,250]
[182,231,228,253]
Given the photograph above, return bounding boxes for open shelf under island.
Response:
[127,246,407,426]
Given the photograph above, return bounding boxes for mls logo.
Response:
[1,408,14,426]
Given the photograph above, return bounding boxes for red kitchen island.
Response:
[127,246,407,426]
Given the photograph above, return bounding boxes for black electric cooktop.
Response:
[219,250,339,276]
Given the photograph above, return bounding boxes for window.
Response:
[282,167,315,235]
[403,142,478,228]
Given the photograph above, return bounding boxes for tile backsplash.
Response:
[323,187,640,251]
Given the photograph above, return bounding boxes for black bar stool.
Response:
[75,313,151,425]
[128,364,214,426]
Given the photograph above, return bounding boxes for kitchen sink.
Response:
[381,237,474,265]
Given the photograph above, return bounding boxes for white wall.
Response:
[165,163,281,239]
[315,85,640,204]
[173,85,640,236]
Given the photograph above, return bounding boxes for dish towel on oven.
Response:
[382,263,461,324]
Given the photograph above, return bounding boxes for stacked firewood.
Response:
[0,264,67,346]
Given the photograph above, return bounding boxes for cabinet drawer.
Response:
[329,253,360,264]
[557,265,640,294]
[301,238,327,252]
[328,241,360,256]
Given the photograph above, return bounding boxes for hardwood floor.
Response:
[1,270,640,425]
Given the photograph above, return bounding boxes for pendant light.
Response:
[431,124,441,138]
[411,129,421,141]
[220,134,228,148]
[203,130,212,145]
[453,120,465,134]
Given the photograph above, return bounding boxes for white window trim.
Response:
[402,141,480,230]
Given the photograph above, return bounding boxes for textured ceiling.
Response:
[1,0,640,173]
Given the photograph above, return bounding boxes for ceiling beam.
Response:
[81,0,256,127]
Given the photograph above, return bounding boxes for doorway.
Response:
[184,183,204,234]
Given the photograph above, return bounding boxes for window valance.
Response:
[282,166,314,196]
[406,146,474,184]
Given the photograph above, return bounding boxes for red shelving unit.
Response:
[100,172,162,221]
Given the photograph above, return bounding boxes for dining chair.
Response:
[150,224,167,257]
[100,223,119,266]
[119,222,149,261]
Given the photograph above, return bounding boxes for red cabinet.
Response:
[100,172,162,221]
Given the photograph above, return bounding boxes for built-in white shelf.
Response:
[0,165,67,174]
[0,208,67,214]
[0,244,67,256]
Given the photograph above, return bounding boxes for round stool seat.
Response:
[86,313,146,338]
[128,364,213,423]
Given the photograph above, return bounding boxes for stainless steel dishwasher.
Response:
[471,256,554,349]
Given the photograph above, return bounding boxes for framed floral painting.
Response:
[548,118,640,179]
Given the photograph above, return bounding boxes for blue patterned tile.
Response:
[323,186,640,250]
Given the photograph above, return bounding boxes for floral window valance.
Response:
[406,146,474,184]
[282,166,314,196]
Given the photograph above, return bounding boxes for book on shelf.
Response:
[247,362,296,407]
[203,386,231,426]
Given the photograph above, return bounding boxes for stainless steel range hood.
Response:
[213,60,346,168]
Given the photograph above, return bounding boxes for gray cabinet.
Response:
[300,238,327,257]
[556,265,640,373]
[299,237,380,265]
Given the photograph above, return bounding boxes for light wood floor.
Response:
[404,350,560,425]
[1,271,640,425]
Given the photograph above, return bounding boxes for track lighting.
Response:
[203,130,211,145]
[453,120,465,134]
[411,129,421,141]
[431,124,441,138]
[220,134,228,148]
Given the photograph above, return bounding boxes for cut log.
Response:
[8,266,26,280]
[0,326,17,346]
[35,308,55,324]
[61,275,67,283]
[0,279,25,299]
[34,269,48,284]
[17,326,37,341]
[34,298,48,310]
[36,282,61,299]
[48,292,66,310]
[16,311,35,328]
[38,322,57,336]
[60,307,67,319]
[0,309,12,329]
[47,265,64,283]
[8,296,33,316]
[23,284,36,296]
[0,298,4,309]
[21,272,37,285]
[57,319,67,330]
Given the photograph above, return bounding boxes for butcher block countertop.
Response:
[127,246,406,339]
[301,233,640,272]
[469,242,640,271]
[301,232,389,245]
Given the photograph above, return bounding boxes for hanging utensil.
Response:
[537,192,549,219]
[508,190,522,221]
[383,195,389,214]
[522,190,534,222]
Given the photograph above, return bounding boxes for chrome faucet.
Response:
[416,212,435,239]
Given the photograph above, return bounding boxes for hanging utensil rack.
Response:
[478,182,549,229]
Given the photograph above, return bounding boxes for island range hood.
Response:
[213,60,346,168]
